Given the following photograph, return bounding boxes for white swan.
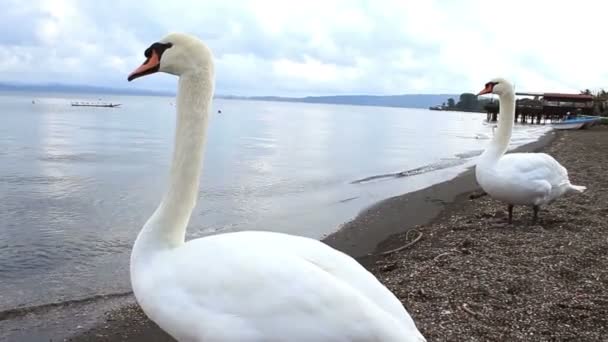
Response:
[475,78,586,224]
[127,33,426,342]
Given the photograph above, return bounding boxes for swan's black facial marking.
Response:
[485,81,499,91]
[144,42,173,60]
[128,42,173,81]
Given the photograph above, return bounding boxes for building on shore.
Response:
[484,92,594,124]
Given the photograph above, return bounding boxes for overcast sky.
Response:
[2,0,607,96]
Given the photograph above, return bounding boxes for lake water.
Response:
[0,91,550,316]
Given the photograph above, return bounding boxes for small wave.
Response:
[0,175,83,186]
[351,172,398,184]
[456,133,491,140]
[351,158,469,184]
[455,150,483,159]
[79,126,146,134]
[0,291,132,322]
[338,196,359,203]
[38,152,99,163]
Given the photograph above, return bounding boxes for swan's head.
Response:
[128,33,213,81]
[477,77,513,96]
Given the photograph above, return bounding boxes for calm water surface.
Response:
[0,91,550,313]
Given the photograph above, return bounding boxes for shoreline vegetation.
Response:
[58,127,608,341]
[431,88,608,118]
[429,92,492,113]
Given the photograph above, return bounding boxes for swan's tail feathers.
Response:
[569,184,587,193]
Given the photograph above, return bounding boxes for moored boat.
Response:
[552,116,601,130]
[71,101,121,108]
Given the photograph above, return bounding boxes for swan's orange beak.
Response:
[128,51,160,82]
[477,83,494,96]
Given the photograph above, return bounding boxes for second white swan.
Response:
[475,78,586,224]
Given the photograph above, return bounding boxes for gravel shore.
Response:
[371,126,608,341]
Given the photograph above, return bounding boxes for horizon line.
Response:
[0,81,461,98]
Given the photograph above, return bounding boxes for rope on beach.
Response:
[461,303,484,318]
[433,251,456,262]
[379,229,423,256]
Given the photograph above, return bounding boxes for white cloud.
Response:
[1,0,607,95]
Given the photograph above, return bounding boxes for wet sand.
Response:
[60,127,606,341]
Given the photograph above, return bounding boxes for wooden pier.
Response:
[484,92,594,124]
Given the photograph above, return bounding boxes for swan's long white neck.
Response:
[479,91,515,165]
[133,70,213,257]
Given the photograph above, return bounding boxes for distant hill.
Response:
[218,94,458,109]
[0,82,174,97]
[0,82,457,109]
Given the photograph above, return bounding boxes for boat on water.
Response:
[551,116,601,130]
[71,101,121,108]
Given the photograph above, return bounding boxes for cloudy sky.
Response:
[2,0,607,96]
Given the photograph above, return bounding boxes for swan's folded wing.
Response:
[498,152,569,187]
[145,239,424,342]
[238,231,417,329]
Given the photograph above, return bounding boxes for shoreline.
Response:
[324,130,555,260]
[1,129,562,342]
[367,126,608,340]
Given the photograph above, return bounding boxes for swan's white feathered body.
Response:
[128,33,425,342]
[477,151,584,206]
[475,78,585,222]
[132,231,424,342]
